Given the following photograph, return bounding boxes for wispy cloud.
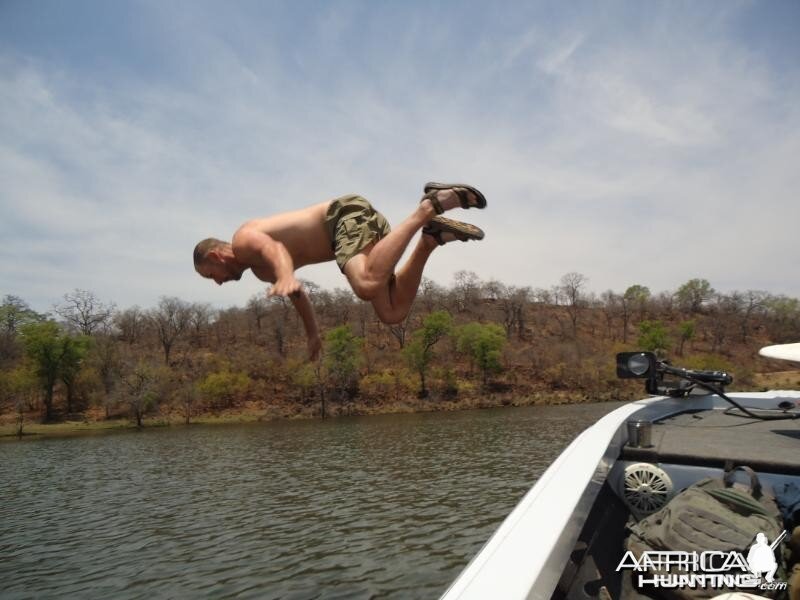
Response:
[1,1,799,313]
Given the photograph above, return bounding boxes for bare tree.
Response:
[213,307,241,347]
[246,293,269,332]
[652,291,676,320]
[330,288,356,324]
[706,293,738,353]
[117,361,161,428]
[451,270,481,313]
[387,303,416,349]
[417,277,445,313]
[731,290,768,343]
[188,302,213,346]
[149,296,191,364]
[298,279,320,301]
[55,289,115,336]
[491,283,531,340]
[764,295,800,343]
[114,306,145,345]
[600,290,621,341]
[532,288,553,304]
[264,289,292,357]
[558,272,588,339]
[354,298,372,338]
[481,279,504,302]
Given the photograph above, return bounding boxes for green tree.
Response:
[456,322,506,387]
[403,311,452,397]
[675,279,714,314]
[198,369,251,409]
[0,365,38,406]
[59,335,90,414]
[637,320,670,356]
[0,295,42,364]
[621,285,651,341]
[88,334,122,407]
[0,366,39,435]
[677,320,695,356]
[20,321,82,421]
[291,362,317,403]
[117,361,164,427]
[324,325,363,404]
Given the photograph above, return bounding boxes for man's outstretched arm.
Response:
[233,228,321,360]
[290,290,321,361]
[233,228,301,294]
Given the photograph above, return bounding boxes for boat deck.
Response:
[621,406,800,474]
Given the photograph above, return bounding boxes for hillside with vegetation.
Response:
[2,273,799,437]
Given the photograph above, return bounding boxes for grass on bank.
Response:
[0,388,627,441]
[4,369,798,442]
[752,370,800,390]
[0,412,271,441]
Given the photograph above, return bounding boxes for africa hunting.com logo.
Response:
[616,531,789,592]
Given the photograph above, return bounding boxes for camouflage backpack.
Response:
[625,465,785,599]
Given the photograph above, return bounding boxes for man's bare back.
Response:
[234,201,334,281]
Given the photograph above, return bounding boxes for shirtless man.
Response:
[193,183,487,360]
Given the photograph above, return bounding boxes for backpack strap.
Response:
[724,463,762,498]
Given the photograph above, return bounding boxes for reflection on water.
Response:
[0,402,624,599]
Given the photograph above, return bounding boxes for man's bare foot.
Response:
[421,229,460,249]
[420,183,487,216]
[419,189,464,216]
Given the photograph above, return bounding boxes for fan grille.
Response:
[622,463,673,516]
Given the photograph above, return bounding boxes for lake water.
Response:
[0,402,625,599]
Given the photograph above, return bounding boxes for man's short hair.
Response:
[193,238,228,266]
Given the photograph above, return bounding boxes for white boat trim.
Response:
[440,391,800,600]
[441,398,656,600]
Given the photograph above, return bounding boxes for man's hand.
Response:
[307,335,322,362]
[268,276,302,298]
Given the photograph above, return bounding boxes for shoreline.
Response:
[4,369,796,442]
[0,389,632,442]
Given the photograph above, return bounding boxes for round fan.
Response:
[622,463,673,517]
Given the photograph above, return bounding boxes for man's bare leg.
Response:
[343,189,469,300]
[372,235,439,324]
[347,229,470,324]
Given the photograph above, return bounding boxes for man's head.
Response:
[193,238,244,285]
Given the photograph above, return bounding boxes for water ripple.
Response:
[0,402,623,599]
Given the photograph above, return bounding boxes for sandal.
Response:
[422,216,485,246]
[421,182,487,214]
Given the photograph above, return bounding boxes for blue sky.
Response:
[2,0,799,312]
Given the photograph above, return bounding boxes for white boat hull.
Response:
[440,391,800,600]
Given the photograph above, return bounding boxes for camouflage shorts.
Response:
[324,194,391,271]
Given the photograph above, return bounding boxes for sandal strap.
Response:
[422,191,444,215]
[455,188,472,209]
[423,182,486,210]
[421,224,446,245]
